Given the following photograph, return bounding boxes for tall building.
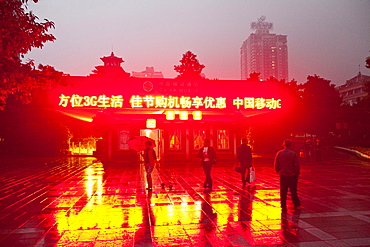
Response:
[241,16,288,81]
[337,71,370,105]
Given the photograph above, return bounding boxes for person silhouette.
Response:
[274,139,301,212]
[198,139,217,191]
[142,140,156,190]
[237,138,253,187]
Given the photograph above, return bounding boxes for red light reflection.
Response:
[37,157,294,245]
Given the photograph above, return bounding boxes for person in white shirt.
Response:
[198,139,217,191]
[142,141,156,190]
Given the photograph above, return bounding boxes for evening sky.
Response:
[25,0,370,85]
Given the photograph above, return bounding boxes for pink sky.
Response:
[25,0,370,85]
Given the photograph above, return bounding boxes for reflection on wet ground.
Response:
[0,148,370,246]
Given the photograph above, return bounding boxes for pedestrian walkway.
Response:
[0,148,369,246]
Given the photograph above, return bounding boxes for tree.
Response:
[301,75,342,136]
[246,72,261,82]
[174,51,205,79]
[363,53,370,108]
[0,0,66,110]
[275,79,306,133]
[0,101,72,157]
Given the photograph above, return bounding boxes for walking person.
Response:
[314,138,322,162]
[274,139,301,212]
[302,138,312,162]
[198,139,216,191]
[237,138,253,187]
[143,140,157,190]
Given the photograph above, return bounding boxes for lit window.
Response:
[169,130,181,150]
[166,111,175,120]
[192,111,202,120]
[146,119,156,129]
[179,111,188,120]
[193,130,207,150]
[217,130,229,149]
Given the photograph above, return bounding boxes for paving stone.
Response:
[0,148,369,246]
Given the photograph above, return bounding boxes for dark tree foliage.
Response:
[366,55,370,69]
[276,79,305,132]
[278,79,301,95]
[248,77,305,153]
[174,51,205,79]
[0,0,67,110]
[362,56,370,113]
[246,72,261,82]
[0,96,72,157]
[301,75,342,136]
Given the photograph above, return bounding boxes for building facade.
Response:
[337,72,370,105]
[132,67,164,78]
[241,16,288,81]
[91,52,130,77]
[49,52,286,162]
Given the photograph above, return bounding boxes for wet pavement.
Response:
[0,148,370,246]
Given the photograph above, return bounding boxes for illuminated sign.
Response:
[165,111,176,120]
[232,97,281,110]
[129,95,226,109]
[59,94,123,108]
[59,94,282,110]
[192,111,202,120]
[165,110,200,121]
[146,119,156,129]
[179,111,188,120]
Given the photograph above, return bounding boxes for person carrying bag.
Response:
[236,138,254,187]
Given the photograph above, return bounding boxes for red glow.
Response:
[58,94,282,110]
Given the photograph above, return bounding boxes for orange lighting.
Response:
[165,111,175,120]
[146,119,156,128]
[58,110,94,122]
[193,111,202,120]
[179,111,188,120]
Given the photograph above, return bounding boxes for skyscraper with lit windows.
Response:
[241,16,288,81]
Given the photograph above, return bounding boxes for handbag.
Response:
[299,150,304,158]
[249,167,256,182]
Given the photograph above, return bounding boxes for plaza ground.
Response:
[0,147,369,246]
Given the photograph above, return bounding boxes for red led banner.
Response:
[58,94,282,110]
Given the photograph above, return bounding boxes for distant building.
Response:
[337,72,370,105]
[91,52,130,77]
[132,67,164,78]
[240,16,288,81]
